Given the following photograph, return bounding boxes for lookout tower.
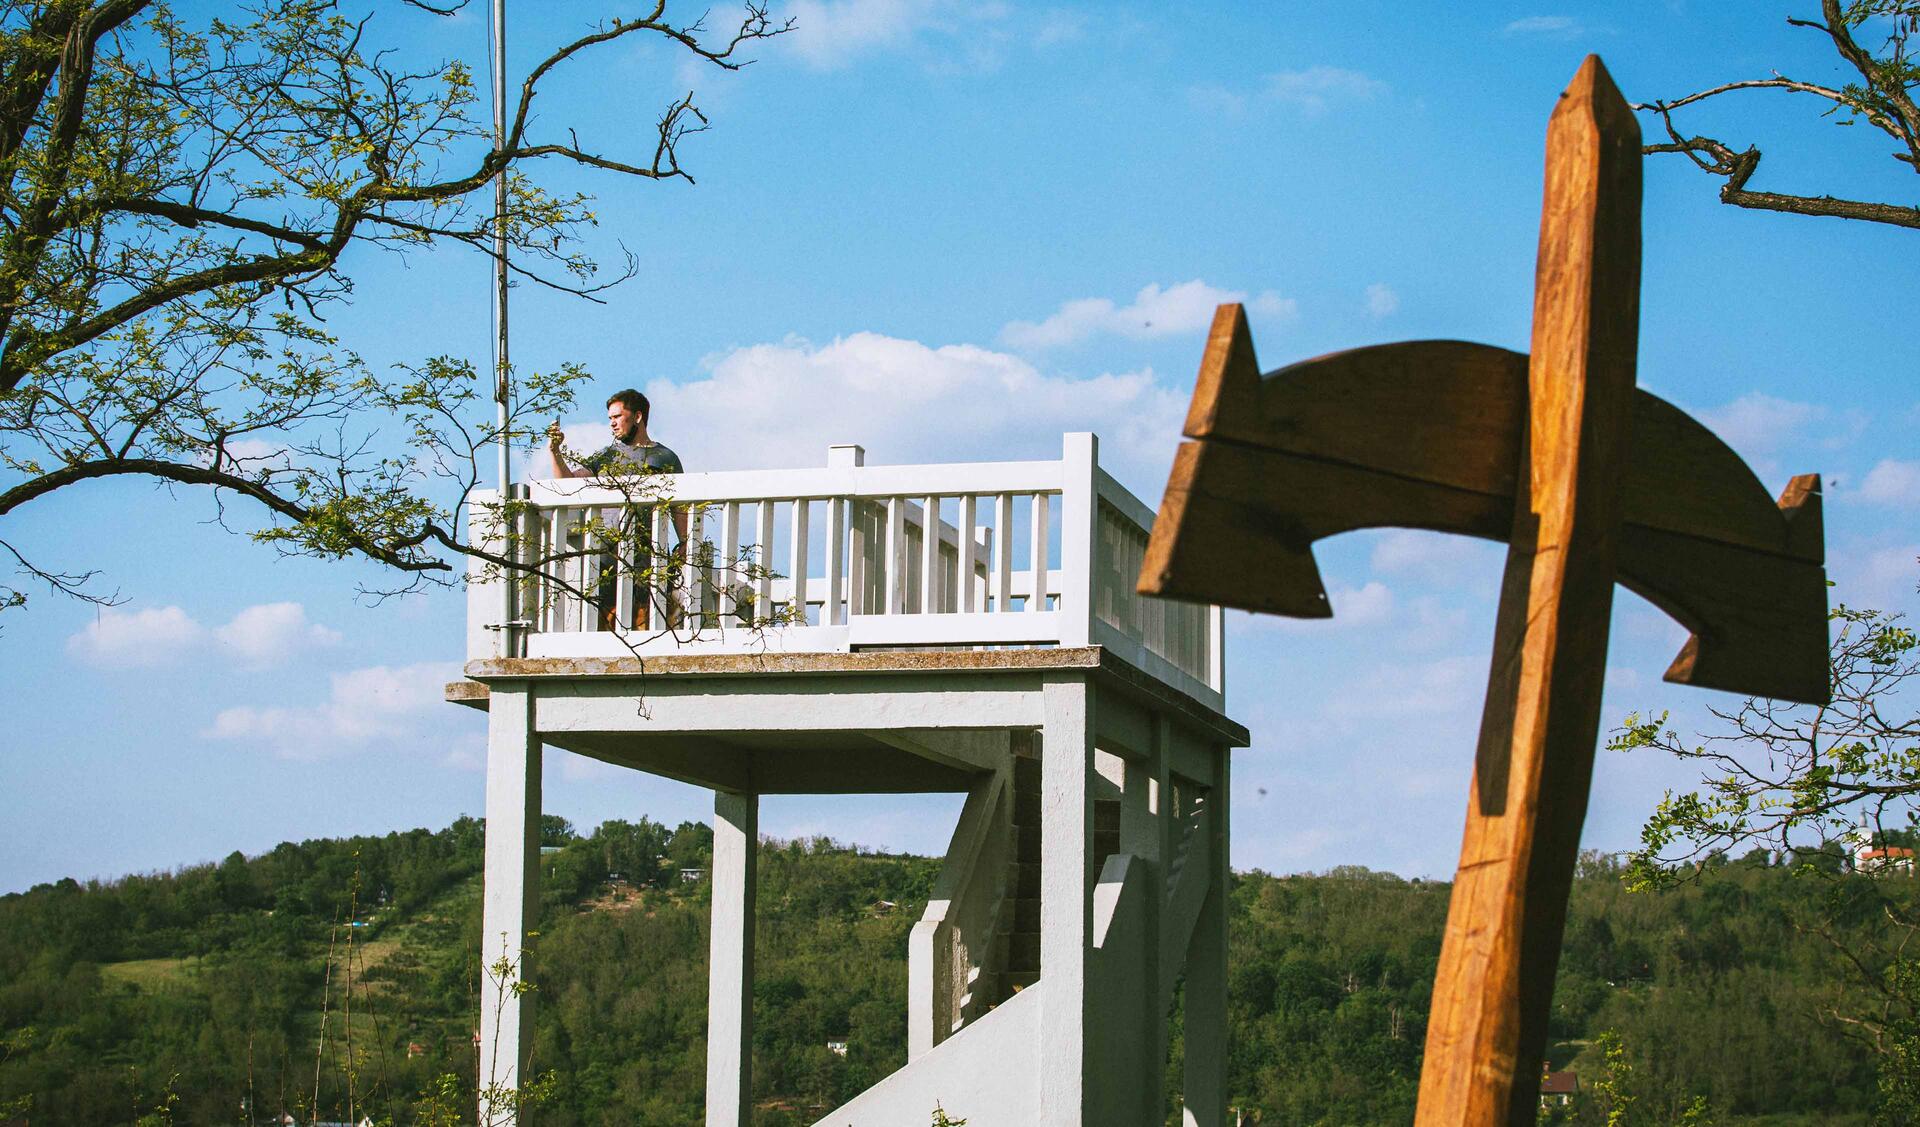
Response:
[447,432,1247,1125]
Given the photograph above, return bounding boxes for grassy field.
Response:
[98,956,195,990]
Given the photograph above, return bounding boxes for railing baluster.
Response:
[957,494,977,612]
[652,504,672,631]
[1029,491,1050,613]
[790,497,810,623]
[755,500,776,614]
[921,494,940,615]
[994,493,1013,613]
[682,506,704,626]
[574,507,590,634]
[715,501,739,625]
[848,502,868,617]
[885,496,906,615]
[827,497,847,625]
[614,512,635,632]
[544,508,561,633]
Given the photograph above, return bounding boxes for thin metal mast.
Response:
[491,0,515,657]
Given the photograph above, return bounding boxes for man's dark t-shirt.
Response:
[582,438,683,475]
[581,438,683,552]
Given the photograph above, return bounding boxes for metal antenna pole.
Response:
[492,0,516,657]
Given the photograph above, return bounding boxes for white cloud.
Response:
[204,661,460,761]
[1231,581,1396,635]
[1032,8,1084,46]
[66,606,204,668]
[1699,393,1827,459]
[213,602,342,666]
[1186,83,1249,116]
[1366,282,1399,319]
[779,0,1008,70]
[1503,15,1587,39]
[1859,459,1920,507]
[1001,279,1296,351]
[1322,654,1485,727]
[1832,542,1920,613]
[1262,66,1388,114]
[1368,529,1502,584]
[642,331,1187,490]
[67,601,340,670]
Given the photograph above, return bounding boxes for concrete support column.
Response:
[1182,747,1231,1127]
[706,790,758,1127]
[478,683,541,1126]
[1039,677,1094,1125]
[1117,714,1173,1124]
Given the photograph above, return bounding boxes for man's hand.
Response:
[547,418,587,479]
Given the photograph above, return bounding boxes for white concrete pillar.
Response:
[1182,747,1230,1127]
[1117,715,1172,1124]
[1039,677,1094,1125]
[478,683,541,1126]
[706,790,758,1127]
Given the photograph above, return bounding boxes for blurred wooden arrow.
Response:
[1140,55,1827,1126]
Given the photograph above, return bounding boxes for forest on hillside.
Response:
[0,818,1907,1125]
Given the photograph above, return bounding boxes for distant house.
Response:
[870,899,898,915]
[826,1039,849,1057]
[679,866,706,883]
[1856,844,1916,873]
[406,1041,427,1059]
[1540,1070,1579,1108]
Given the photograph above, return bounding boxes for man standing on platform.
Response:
[547,389,688,630]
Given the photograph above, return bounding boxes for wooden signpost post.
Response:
[1140,56,1830,1125]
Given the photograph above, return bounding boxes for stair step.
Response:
[1011,896,1039,932]
[1014,860,1040,899]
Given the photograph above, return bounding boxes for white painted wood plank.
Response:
[1093,465,1156,531]
[523,460,1064,508]
[885,497,906,615]
[754,501,775,614]
[921,494,940,614]
[718,501,741,623]
[957,495,978,613]
[790,498,810,622]
[1030,491,1051,613]
[826,498,847,626]
[994,493,1013,614]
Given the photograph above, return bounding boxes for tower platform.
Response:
[451,434,1246,1125]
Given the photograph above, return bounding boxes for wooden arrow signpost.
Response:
[1140,56,1830,1126]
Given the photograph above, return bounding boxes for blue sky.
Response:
[4,1,1917,893]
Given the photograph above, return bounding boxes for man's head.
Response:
[605,389,649,444]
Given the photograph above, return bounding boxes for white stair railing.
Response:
[908,769,1013,1060]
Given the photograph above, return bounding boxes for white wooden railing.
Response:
[908,769,1012,1059]
[467,433,1224,703]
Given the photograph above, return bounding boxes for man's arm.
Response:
[547,421,592,479]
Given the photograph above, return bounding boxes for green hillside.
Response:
[0,820,1901,1125]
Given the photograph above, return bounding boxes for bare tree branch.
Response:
[1635,0,1920,230]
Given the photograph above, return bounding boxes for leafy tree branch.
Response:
[0,0,790,613]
